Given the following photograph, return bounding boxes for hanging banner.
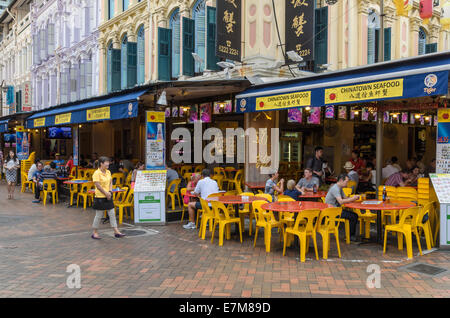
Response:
[16,126,29,161]
[285,0,315,62]
[146,111,166,170]
[216,0,242,61]
[73,126,79,166]
[437,108,450,174]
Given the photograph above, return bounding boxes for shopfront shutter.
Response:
[158,27,172,81]
[314,7,328,68]
[127,42,137,88]
[206,6,219,71]
[112,49,121,91]
[384,27,391,61]
[426,43,438,53]
[182,17,195,77]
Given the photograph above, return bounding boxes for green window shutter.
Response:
[107,47,112,92]
[384,27,391,61]
[182,17,195,77]
[112,49,121,91]
[426,43,437,53]
[127,42,137,88]
[314,7,328,69]
[368,27,375,64]
[121,38,128,89]
[137,27,145,84]
[158,27,172,81]
[206,6,220,71]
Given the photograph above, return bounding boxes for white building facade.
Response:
[0,0,32,116]
[31,0,100,111]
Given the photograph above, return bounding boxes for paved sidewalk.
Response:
[0,184,449,298]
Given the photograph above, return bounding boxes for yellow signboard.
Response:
[55,113,72,125]
[16,126,24,132]
[34,118,46,127]
[438,108,450,123]
[147,111,165,123]
[87,107,110,121]
[324,79,404,104]
[255,91,311,111]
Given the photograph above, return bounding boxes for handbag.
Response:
[92,194,115,211]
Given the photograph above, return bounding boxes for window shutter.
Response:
[426,43,437,53]
[418,29,426,55]
[367,27,375,64]
[158,27,172,81]
[107,48,112,92]
[84,6,90,37]
[60,69,68,104]
[182,17,195,77]
[195,5,206,73]
[137,28,145,84]
[40,29,46,61]
[127,42,137,88]
[86,59,93,98]
[206,6,219,71]
[121,39,128,89]
[314,7,328,69]
[48,23,55,56]
[384,28,391,61]
[112,49,121,91]
[70,64,79,102]
[79,62,86,100]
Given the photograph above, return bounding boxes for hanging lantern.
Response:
[441,1,450,30]
[394,0,412,17]
[420,0,433,24]
[325,0,339,5]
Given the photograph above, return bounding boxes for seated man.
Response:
[65,154,74,174]
[344,161,359,187]
[406,166,422,187]
[166,164,180,192]
[385,170,409,187]
[265,171,284,201]
[28,159,41,181]
[184,169,219,230]
[295,168,319,193]
[325,173,360,242]
[284,180,303,201]
[52,153,65,167]
[32,162,44,203]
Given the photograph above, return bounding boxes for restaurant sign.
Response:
[285,0,315,62]
[256,91,311,111]
[324,79,404,104]
[216,0,241,61]
[87,107,110,121]
[55,113,72,125]
[34,117,46,127]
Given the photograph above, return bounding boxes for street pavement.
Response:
[0,184,449,298]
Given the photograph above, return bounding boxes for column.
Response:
[357,0,370,66]
[98,39,106,94]
[49,70,57,107]
[410,17,421,57]
[42,75,49,108]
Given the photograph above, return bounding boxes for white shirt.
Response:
[194,177,219,200]
[382,165,399,179]
[28,164,37,181]
[371,170,376,185]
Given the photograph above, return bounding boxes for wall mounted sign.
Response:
[285,0,315,62]
[216,0,242,61]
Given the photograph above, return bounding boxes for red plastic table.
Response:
[261,201,331,213]
[344,200,416,244]
[245,182,266,193]
[298,191,328,200]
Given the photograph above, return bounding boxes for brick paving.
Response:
[0,183,449,298]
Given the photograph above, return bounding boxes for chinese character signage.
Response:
[217,0,241,61]
[285,0,315,62]
[23,82,31,112]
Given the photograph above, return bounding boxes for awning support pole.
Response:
[376,110,383,196]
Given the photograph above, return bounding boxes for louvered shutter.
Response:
[158,27,172,81]
[195,7,206,73]
[206,6,219,71]
[314,7,328,69]
[137,28,145,84]
[86,59,93,98]
[182,17,195,76]
[367,27,375,64]
[112,49,121,91]
[426,43,437,53]
[384,28,391,61]
[127,42,137,88]
[121,39,128,89]
[107,48,112,93]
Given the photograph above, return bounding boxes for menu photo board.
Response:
[216,0,242,62]
[134,170,167,193]
[285,0,315,62]
[430,174,450,204]
[134,170,167,224]
[146,111,165,170]
[437,108,450,174]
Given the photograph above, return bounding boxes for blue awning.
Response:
[236,52,450,113]
[26,89,148,128]
[0,119,8,133]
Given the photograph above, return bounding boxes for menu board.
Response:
[430,174,450,204]
[436,144,450,174]
[437,109,450,174]
[134,170,167,193]
[146,111,165,170]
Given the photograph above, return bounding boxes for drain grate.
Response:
[400,263,448,276]
[120,229,148,237]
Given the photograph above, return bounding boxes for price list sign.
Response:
[134,170,167,193]
[430,174,450,204]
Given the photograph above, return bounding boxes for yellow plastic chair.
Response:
[210,201,243,246]
[227,170,243,191]
[111,173,125,188]
[283,209,320,262]
[77,169,86,180]
[69,166,77,179]
[180,166,192,177]
[21,171,34,193]
[252,200,284,252]
[355,208,377,239]
[125,172,132,187]
[198,198,215,240]
[383,206,422,259]
[378,186,399,225]
[256,193,273,202]
[85,169,96,181]
[415,202,434,250]
[238,192,255,235]
[77,182,94,210]
[113,187,129,206]
[166,179,181,210]
[211,174,224,189]
[316,207,342,259]
[277,197,296,246]
[397,187,418,202]
[68,183,79,206]
[342,187,353,198]
[194,165,204,174]
[277,194,292,200]
[116,189,135,224]
[42,179,58,206]
[183,172,193,184]
[347,180,357,194]
[180,188,189,222]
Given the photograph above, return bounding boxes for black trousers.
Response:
[341,209,358,236]
[34,182,42,200]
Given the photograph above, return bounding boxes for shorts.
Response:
[195,201,202,210]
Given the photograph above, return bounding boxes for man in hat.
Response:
[53,153,65,167]
[344,161,359,188]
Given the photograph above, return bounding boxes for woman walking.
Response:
[3,150,19,199]
[91,156,125,240]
